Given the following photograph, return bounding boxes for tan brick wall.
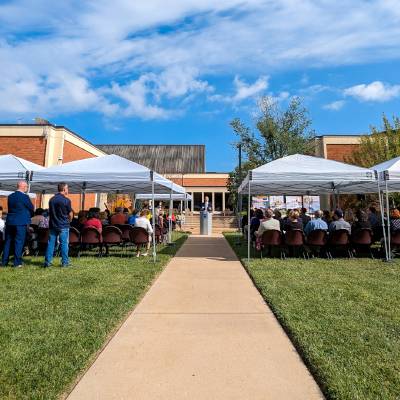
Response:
[0,136,47,165]
[326,144,360,162]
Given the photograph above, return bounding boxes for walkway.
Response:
[68,235,323,400]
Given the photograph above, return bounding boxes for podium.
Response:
[200,211,213,235]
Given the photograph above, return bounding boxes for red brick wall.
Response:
[0,136,46,165]
[63,140,98,210]
[326,144,360,162]
[63,140,97,163]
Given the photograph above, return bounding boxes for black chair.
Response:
[327,229,351,258]
[390,230,400,257]
[306,229,328,258]
[69,227,81,256]
[351,228,373,258]
[284,229,306,258]
[35,228,50,256]
[259,230,284,259]
[102,226,123,256]
[129,227,149,254]
[81,227,103,256]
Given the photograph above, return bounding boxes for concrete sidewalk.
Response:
[67,235,323,400]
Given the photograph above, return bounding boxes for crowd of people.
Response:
[244,205,400,250]
[0,182,183,268]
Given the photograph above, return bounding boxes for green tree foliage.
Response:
[228,97,316,206]
[346,114,400,167]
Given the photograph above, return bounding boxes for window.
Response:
[214,192,223,211]
[193,192,202,211]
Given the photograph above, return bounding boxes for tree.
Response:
[346,114,400,167]
[228,97,316,207]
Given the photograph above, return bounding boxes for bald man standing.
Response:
[1,181,34,268]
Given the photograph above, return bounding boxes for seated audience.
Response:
[344,208,355,224]
[71,210,87,231]
[31,208,45,226]
[329,209,351,234]
[38,209,49,228]
[83,210,102,233]
[127,209,138,225]
[134,209,154,257]
[110,207,127,225]
[304,210,328,236]
[250,209,265,240]
[283,210,303,231]
[99,211,109,225]
[367,206,379,228]
[300,207,311,226]
[273,209,283,230]
[352,210,371,232]
[322,210,332,224]
[256,209,280,237]
[390,209,400,232]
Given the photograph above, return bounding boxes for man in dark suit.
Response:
[1,181,34,268]
[201,196,213,212]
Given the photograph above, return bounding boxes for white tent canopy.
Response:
[0,154,43,191]
[0,190,36,199]
[238,154,377,195]
[30,154,185,194]
[373,156,400,191]
[135,193,192,201]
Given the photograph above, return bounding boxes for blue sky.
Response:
[1,1,400,171]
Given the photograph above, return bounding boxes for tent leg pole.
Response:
[168,185,172,244]
[378,180,388,261]
[152,180,156,263]
[385,180,391,260]
[248,182,251,263]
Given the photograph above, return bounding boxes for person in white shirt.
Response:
[256,208,281,237]
[134,209,154,257]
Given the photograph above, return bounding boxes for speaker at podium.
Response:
[200,196,213,235]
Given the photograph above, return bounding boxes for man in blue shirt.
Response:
[44,183,73,268]
[304,210,328,236]
[1,181,34,268]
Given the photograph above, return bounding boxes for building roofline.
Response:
[316,133,367,138]
[97,143,205,147]
[0,122,105,154]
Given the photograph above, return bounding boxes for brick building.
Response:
[0,122,105,210]
[0,120,368,213]
[315,134,362,162]
[0,122,232,213]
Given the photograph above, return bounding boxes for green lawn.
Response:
[0,233,188,400]
[224,232,400,400]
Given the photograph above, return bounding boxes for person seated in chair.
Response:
[304,210,328,236]
[329,209,351,234]
[83,210,103,233]
[110,207,127,225]
[255,209,280,237]
[390,209,400,232]
[352,210,371,233]
[134,209,154,257]
[300,207,311,226]
[283,210,303,231]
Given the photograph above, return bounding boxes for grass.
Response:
[0,232,188,400]
[224,232,400,400]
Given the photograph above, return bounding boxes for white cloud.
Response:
[209,75,268,103]
[0,1,400,119]
[323,100,346,111]
[232,75,269,102]
[344,81,400,102]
